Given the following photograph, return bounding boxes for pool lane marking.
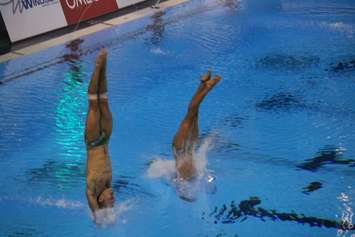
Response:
[0,0,189,64]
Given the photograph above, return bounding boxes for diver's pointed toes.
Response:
[96,48,108,66]
[205,75,221,89]
[200,69,212,83]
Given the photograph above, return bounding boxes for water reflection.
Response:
[7,226,41,237]
[112,176,154,198]
[27,160,85,189]
[223,0,239,10]
[55,39,86,160]
[214,233,239,237]
[256,92,306,111]
[26,40,87,188]
[62,39,85,82]
[221,114,245,129]
[257,54,320,70]
[256,91,355,119]
[146,11,166,46]
[0,39,84,85]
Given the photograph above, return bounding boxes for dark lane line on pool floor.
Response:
[328,58,355,73]
[297,145,355,172]
[302,181,323,195]
[204,197,354,231]
[256,54,320,71]
[112,177,155,198]
[256,53,355,74]
[257,90,355,115]
[256,91,307,111]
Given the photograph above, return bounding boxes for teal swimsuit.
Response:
[87,131,109,148]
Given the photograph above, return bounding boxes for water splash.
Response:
[33,197,84,209]
[150,48,167,55]
[94,199,136,227]
[0,195,85,209]
[337,192,354,237]
[194,135,214,176]
[146,157,176,179]
[147,135,216,200]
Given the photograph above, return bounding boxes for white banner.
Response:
[0,0,67,42]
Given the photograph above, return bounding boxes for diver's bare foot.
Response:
[98,49,108,94]
[198,70,221,94]
[88,48,107,94]
[205,75,221,90]
[96,48,107,67]
[200,70,211,83]
[188,71,221,109]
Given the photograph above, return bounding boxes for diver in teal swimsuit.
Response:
[85,49,115,219]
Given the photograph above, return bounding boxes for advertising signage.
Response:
[0,0,67,42]
[0,0,146,42]
[59,0,119,25]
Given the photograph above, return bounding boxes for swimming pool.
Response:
[0,0,354,236]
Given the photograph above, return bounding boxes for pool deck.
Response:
[0,0,188,64]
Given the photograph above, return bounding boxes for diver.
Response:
[172,70,221,181]
[85,48,115,219]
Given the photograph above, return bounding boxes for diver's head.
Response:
[98,188,115,208]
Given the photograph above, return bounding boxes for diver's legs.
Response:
[172,71,221,180]
[97,49,112,139]
[85,49,110,144]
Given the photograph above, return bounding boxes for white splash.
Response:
[34,197,84,209]
[146,157,176,179]
[194,135,214,176]
[94,199,136,227]
[337,192,354,237]
[0,195,85,209]
[147,135,216,200]
[150,47,166,55]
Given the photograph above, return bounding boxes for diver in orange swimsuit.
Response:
[85,49,114,219]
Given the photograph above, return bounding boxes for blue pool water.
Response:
[0,0,355,236]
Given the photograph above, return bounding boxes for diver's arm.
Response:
[86,185,99,214]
